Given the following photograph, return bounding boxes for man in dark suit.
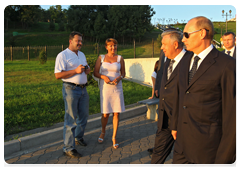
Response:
[172,16,236,164]
[147,50,165,154]
[222,32,236,58]
[154,50,165,98]
[151,29,193,164]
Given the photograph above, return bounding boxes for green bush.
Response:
[49,21,55,31]
[86,57,98,86]
[58,21,65,31]
[39,50,47,64]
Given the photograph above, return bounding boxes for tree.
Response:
[94,11,108,42]
[127,5,155,42]
[20,5,41,29]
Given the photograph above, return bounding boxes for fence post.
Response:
[152,38,154,58]
[134,39,136,58]
[10,46,13,61]
[62,44,64,51]
[28,45,30,61]
[97,43,99,56]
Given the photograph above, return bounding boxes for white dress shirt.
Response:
[225,46,235,57]
[172,49,186,71]
[189,44,214,71]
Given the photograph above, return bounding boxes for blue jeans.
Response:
[62,82,89,152]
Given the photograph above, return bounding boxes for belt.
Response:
[63,81,88,88]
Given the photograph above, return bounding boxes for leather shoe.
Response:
[147,148,153,154]
[76,138,87,146]
[63,149,82,158]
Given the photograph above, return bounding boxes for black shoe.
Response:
[147,148,153,154]
[76,138,87,146]
[63,149,82,158]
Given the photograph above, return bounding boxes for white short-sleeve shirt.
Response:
[54,48,88,84]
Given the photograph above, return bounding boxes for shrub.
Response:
[49,21,55,31]
[58,21,65,31]
[39,50,47,64]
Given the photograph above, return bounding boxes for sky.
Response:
[40,3,237,25]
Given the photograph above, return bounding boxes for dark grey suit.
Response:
[173,47,236,164]
[154,50,165,97]
[151,50,193,164]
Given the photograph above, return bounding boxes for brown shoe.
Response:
[63,149,82,158]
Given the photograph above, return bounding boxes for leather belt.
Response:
[63,81,88,88]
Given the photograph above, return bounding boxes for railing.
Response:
[4,39,161,61]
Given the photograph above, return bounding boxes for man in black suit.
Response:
[154,50,165,98]
[222,32,236,58]
[151,29,193,164]
[147,50,165,154]
[172,16,236,164]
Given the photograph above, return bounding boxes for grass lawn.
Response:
[4,60,152,136]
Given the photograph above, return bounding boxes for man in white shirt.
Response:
[222,32,236,58]
[151,29,193,164]
[55,31,91,158]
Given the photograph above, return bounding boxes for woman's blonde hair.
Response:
[105,38,118,46]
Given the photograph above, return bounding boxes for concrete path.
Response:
[5,114,173,164]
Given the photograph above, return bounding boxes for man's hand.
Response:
[172,130,177,140]
[85,66,91,74]
[75,65,85,74]
[155,90,159,97]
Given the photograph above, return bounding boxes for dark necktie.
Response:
[227,51,231,56]
[167,60,175,80]
[189,56,200,84]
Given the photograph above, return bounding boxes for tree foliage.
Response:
[4,5,155,42]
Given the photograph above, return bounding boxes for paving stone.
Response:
[5,115,177,165]
[88,156,99,162]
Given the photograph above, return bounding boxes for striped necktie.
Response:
[167,60,175,80]
[189,56,200,84]
[227,51,231,56]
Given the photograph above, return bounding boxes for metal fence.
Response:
[4,40,161,61]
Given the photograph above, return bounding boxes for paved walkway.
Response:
[5,114,173,164]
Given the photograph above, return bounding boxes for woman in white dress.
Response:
[149,60,159,99]
[93,38,125,149]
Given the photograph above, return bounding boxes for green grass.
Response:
[4,60,152,136]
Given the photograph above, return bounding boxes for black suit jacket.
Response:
[154,50,165,98]
[222,47,236,59]
[157,51,193,131]
[173,47,236,163]
[214,93,238,167]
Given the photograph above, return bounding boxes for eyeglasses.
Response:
[183,29,209,39]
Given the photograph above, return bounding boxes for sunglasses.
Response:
[183,29,209,39]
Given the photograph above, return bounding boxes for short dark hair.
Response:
[223,32,236,39]
[69,31,83,40]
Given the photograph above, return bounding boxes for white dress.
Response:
[99,55,125,114]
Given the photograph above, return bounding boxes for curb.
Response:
[4,105,147,157]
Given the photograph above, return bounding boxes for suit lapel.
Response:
[187,48,218,88]
[163,59,170,83]
[180,51,193,89]
[233,48,236,59]
[166,65,178,85]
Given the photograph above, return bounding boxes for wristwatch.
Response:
[120,76,123,79]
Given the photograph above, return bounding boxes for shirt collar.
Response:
[194,44,213,60]
[173,49,186,63]
[227,46,235,53]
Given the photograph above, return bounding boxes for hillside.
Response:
[4,21,236,47]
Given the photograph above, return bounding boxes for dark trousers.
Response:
[151,112,175,164]
[173,150,193,164]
